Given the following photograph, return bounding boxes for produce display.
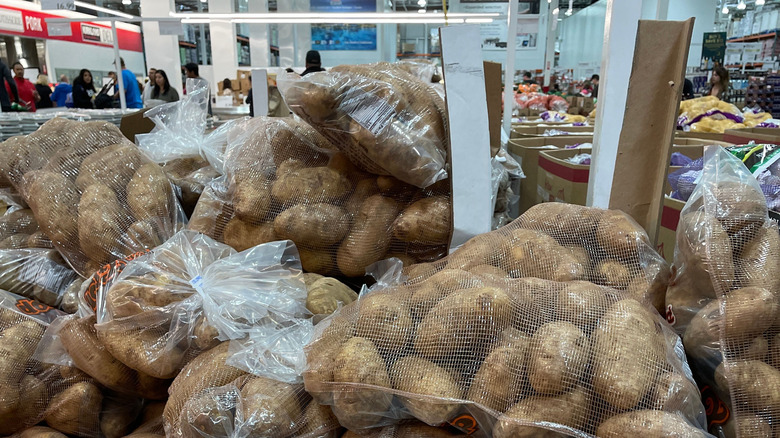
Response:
[188,116,451,277]
[304,203,707,436]
[0,118,185,276]
[278,62,449,188]
[678,96,774,133]
[667,146,780,437]
[514,92,569,113]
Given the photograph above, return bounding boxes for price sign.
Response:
[41,0,75,11]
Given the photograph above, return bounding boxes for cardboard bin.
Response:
[537,148,591,206]
[723,127,780,145]
[510,125,594,139]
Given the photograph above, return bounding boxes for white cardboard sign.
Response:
[440,24,493,251]
[251,69,269,117]
[41,0,75,11]
[159,20,185,36]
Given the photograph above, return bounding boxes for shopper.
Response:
[51,75,71,107]
[112,58,143,109]
[35,74,53,109]
[152,69,179,103]
[682,78,695,100]
[245,75,253,117]
[184,62,211,115]
[142,67,156,104]
[6,62,40,111]
[522,71,537,85]
[221,78,234,96]
[708,65,729,100]
[72,69,96,109]
[301,50,325,76]
[0,59,18,112]
[591,74,600,98]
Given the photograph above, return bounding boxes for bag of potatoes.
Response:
[188,116,452,278]
[0,117,185,276]
[666,146,780,438]
[305,203,712,437]
[278,62,448,188]
[0,289,109,437]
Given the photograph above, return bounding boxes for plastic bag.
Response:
[524,92,550,111]
[304,203,710,437]
[548,95,569,112]
[0,117,186,276]
[0,248,81,310]
[394,59,437,83]
[666,146,780,438]
[278,62,449,188]
[678,96,744,130]
[188,116,451,277]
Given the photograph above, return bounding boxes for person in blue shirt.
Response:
[51,75,72,107]
[114,58,143,109]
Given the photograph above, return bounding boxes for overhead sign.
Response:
[310,0,376,12]
[701,32,726,70]
[40,0,75,11]
[159,20,184,36]
[312,24,377,51]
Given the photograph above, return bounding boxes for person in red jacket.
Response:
[5,62,39,111]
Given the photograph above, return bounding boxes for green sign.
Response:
[701,32,727,70]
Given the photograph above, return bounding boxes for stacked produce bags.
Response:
[678,96,774,133]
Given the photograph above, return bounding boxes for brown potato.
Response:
[392,197,451,245]
[293,401,340,438]
[222,218,276,252]
[595,210,650,256]
[76,143,144,192]
[596,410,709,437]
[303,317,355,404]
[239,376,303,437]
[677,211,734,294]
[415,287,512,360]
[192,316,221,351]
[44,381,103,436]
[233,178,273,223]
[715,360,780,414]
[78,183,124,265]
[492,387,589,438]
[126,163,173,222]
[97,324,185,383]
[516,203,601,244]
[299,247,337,275]
[735,225,780,292]
[18,426,68,438]
[274,203,350,248]
[593,299,664,410]
[337,195,400,276]
[528,321,590,395]
[271,166,351,205]
[0,208,38,241]
[556,281,608,331]
[649,371,703,424]
[390,356,461,425]
[467,264,508,281]
[408,269,481,320]
[595,259,632,289]
[467,332,529,412]
[503,228,586,282]
[100,395,142,438]
[306,277,358,315]
[355,289,413,352]
[24,170,80,246]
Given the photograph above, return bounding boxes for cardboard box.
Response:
[723,127,780,145]
[507,135,594,213]
[119,109,155,143]
[657,195,685,263]
[237,69,251,81]
[214,95,234,108]
[240,78,251,94]
[510,125,594,139]
[675,131,726,142]
[537,148,591,206]
[402,43,416,53]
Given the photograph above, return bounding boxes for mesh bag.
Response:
[188,116,451,277]
[394,60,437,84]
[341,421,468,437]
[304,203,711,437]
[0,117,185,276]
[0,289,106,437]
[278,62,448,188]
[666,146,780,437]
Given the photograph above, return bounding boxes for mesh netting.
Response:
[0,117,185,277]
[0,289,105,437]
[341,421,468,437]
[188,116,451,277]
[277,62,448,188]
[667,146,780,438]
[304,203,711,437]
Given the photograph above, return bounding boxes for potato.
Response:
[24,170,80,245]
[390,356,461,425]
[302,272,325,289]
[392,197,451,245]
[188,190,231,239]
[695,180,767,236]
[665,268,715,330]
[492,387,589,438]
[233,178,273,223]
[771,333,780,369]
[345,178,379,216]
[75,143,144,192]
[177,386,236,438]
[306,277,358,315]
[78,183,124,265]
[97,323,185,382]
[389,423,468,438]
[677,211,734,293]
[467,264,508,281]
[331,337,393,430]
[100,395,142,438]
[238,376,302,437]
[517,203,602,244]
[293,401,340,438]
[715,360,780,413]
[503,228,586,282]
[0,319,45,382]
[274,203,350,248]
[595,259,632,289]
[337,195,400,277]
[593,299,664,410]
[222,218,276,252]
[45,381,103,436]
[409,269,481,320]
[556,281,608,331]
[528,321,590,395]
[304,317,355,404]
[18,426,68,438]
[444,238,496,271]
[626,257,670,314]
[355,289,413,352]
[649,371,703,423]
[735,414,772,437]
[127,163,173,222]
[596,210,650,256]
[736,225,780,292]
[467,332,529,412]
[0,233,29,249]
[299,247,337,275]
[415,287,512,360]
[192,316,221,351]
[271,166,351,205]
[596,410,709,437]
[0,374,46,434]
[0,208,38,240]
[106,276,184,318]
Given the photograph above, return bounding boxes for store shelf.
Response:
[179,41,197,48]
[237,36,249,43]
[396,53,441,57]
[728,30,777,42]
[726,62,765,69]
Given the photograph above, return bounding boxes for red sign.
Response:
[0,4,142,52]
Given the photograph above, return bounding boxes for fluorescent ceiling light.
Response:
[418,0,426,6]
[565,8,572,15]
[122,0,131,4]
[756,0,765,5]
[170,12,499,19]
[722,5,729,13]
[227,17,492,24]
[552,7,559,14]
[737,0,746,9]
[74,1,135,19]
